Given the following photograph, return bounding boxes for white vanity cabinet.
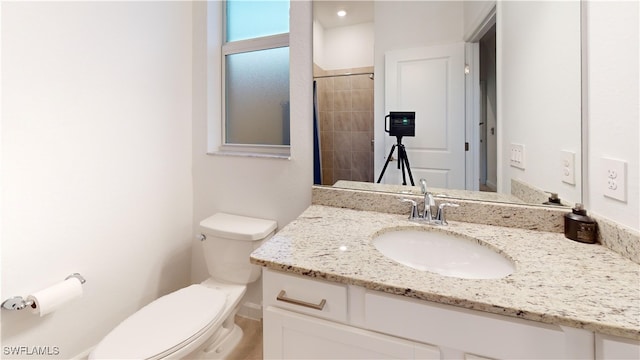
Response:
[262,269,597,360]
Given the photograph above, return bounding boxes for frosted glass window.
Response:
[222,0,290,151]
[225,47,290,145]
[226,1,290,42]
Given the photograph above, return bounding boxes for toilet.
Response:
[89,213,277,360]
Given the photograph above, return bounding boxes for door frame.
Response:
[465,4,497,191]
[465,42,480,191]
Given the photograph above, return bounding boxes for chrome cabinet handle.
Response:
[276,290,326,311]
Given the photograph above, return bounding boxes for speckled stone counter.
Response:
[250,205,640,341]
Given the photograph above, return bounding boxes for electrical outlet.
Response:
[561,150,576,185]
[510,143,525,170]
[603,157,627,202]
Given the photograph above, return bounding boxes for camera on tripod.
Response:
[385,111,415,137]
[377,111,416,186]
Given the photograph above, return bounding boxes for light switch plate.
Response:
[603,157,627,202]
[510,144,525,170]
[561,150,576,185]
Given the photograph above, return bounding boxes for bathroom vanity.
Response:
[250,194,640,359]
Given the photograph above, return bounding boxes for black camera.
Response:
[385,111,415,137]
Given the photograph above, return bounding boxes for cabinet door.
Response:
[364,291,593,359]
[596,333,640,359]
[264,306,441,360]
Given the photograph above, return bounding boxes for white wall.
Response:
[313,20,326,68]
[373,1,464,177]
[463,0,495,39]
[497,0,639,231]
[323,22,374,70]
[1,2,193,357]
[498,1,582,205]
[191,1,313,309]
[585,1,639,231]
[313,20,374,71]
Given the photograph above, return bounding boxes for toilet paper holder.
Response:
[1,273,86,311]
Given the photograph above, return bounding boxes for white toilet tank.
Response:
[199,213,277,284]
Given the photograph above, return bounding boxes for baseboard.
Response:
[237,301,262,320]
[485,180,497,191]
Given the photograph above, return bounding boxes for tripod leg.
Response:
[398,145,415,186]
[376,144,397,183]
[404,156,415,186]
[399,147,408,185]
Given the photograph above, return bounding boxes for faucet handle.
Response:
[435,203,460,225]
[400,199,420,220]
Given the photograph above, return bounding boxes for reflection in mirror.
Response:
[313,1,375,185]
[312,1,582,207]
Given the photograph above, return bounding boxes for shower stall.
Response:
[313,67,374,186]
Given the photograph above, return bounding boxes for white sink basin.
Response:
[372,229,515,279]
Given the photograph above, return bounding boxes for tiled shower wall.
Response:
[314,65,374,185]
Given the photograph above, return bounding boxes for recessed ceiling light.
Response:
[337,10,347,17]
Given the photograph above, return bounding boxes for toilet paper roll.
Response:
[27,277,83,316]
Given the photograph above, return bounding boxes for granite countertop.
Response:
[250,205,640,340]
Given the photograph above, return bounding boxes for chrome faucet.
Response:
[419,178,436,220]
[423,190,436,220]
[400,178,459,225]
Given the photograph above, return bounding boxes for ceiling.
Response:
[313,1,374,29]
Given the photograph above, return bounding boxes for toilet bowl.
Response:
[89,213,276,360]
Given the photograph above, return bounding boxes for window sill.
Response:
[207,150,291,160]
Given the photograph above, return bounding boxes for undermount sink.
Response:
[372,229,515,279]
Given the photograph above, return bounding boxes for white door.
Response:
[382,43,466,189]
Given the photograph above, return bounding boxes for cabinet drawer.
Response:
[263,268,348,323]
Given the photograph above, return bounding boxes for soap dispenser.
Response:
[543,193,563,206]
[564,203,597,244]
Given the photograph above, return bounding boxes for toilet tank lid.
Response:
[199,213,277,241]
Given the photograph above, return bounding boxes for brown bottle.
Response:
[564,203,597,244]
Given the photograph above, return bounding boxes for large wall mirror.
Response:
[312,0,582,207]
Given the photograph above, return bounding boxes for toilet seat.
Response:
[90,285,226,360]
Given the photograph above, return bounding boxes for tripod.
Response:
[377,136,415,186]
